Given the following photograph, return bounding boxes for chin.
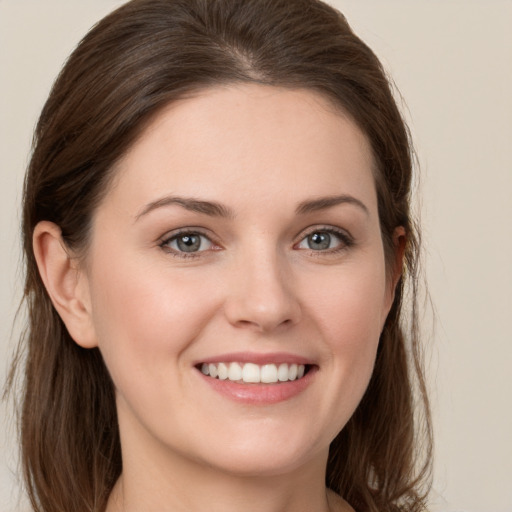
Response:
[200,447,322,478]
[182,422,332,479]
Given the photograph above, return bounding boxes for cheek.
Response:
[87,255,220,386]
[308,259,388,347]
[302,256,388,407]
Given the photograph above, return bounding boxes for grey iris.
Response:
[308,232,331,250]
[177,234,201,252]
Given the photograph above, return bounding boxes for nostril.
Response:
[223,274,302,332]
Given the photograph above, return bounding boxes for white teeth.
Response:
[242,363,260,383]
[277,363,289,382]
[200,362,307,384]
[228,362,242,381]
[208,363,218,378]
[260,364,278,383]
[217,362,228,380]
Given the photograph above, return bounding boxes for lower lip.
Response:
[197,367,317,405]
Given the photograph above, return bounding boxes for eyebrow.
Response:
[135,195,234,221]
[295,195,369,216]
[135,193,369,221]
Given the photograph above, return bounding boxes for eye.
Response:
[162,232,213,254]
[296,229,351,252]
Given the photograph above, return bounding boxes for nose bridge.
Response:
[224,241,301,332]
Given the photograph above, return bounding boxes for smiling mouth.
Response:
[198,362,311,384]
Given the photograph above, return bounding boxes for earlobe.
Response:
[32,221,98,349]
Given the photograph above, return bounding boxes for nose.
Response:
[223,250,302,333]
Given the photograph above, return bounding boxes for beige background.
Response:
[1,1,511,511]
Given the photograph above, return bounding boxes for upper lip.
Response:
[194,352,315,366]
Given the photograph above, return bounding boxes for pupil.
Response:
[177,235,200,252]
[309,232,330,250]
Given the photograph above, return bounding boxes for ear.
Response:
[390,226,407,290]
[383,226,407,314]
[33,221,98,348]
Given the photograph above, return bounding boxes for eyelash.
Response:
[295,226,354,255]
[159,226,354,260]
[159,229,217,260]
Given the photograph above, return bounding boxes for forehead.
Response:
[106,84,377,216]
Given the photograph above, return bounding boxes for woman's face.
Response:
[80,84,396,477]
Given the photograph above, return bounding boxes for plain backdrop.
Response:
[1,1,511,511]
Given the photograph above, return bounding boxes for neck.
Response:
[106,442,351,512]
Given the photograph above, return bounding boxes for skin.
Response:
[34,84,402,512]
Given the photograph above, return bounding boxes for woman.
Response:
[8,0,432,511]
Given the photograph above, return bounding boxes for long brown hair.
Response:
[7,1,432,510]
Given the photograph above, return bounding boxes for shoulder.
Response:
[326,489,356,512]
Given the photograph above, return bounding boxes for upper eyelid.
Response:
[295,224,353,241]
[159,227,216,244]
